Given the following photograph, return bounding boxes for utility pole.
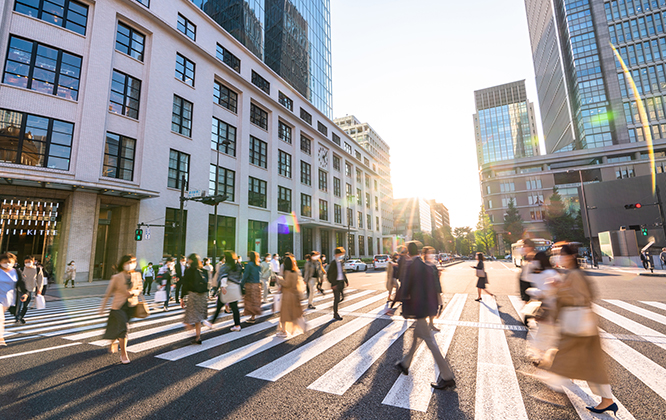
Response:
[578,170,595,266]
[656,185,666,243]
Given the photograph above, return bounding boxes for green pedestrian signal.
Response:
[641,226,648,236]
[135,228,143,241]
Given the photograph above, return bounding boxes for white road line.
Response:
[0,343,81,360]
[563,380,636,420]
[593,304,666,351]
[600,327,666,402]
[642,301,666,312]
[4,306,107,324]
[246,301,389,382]
[6,313,108,333]
[475,295,529,420]
[507,295,526,326]
[604,300,666,326]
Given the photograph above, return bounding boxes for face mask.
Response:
[336,255,345,262]
[312,255,320,260]
[265,258,271,262]
[25,262,34,268]
[425,254,436,263]
[124,262,137,272]
[1,262,11,269]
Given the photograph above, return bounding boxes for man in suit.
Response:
[174,256,187,304]
[326,247,348,321]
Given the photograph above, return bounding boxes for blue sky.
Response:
[330,0,542,229]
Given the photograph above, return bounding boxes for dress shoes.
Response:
[431,378,456,390]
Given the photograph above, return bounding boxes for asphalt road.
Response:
[1,261,665,419]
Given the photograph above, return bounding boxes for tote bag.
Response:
[559,306,597,336]
[134,295,151,319]
[154,289,167,303]
[35,294,46,310]
[273,293,282,313]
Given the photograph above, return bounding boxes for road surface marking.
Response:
[0,343,81,360]
[593,304,666,351]
[563,380,636,420]
[604,300,666,326]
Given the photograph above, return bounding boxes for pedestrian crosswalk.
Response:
[4,290,666,417]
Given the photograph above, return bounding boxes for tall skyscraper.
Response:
[473,80,540,167]
[195,0,332,117]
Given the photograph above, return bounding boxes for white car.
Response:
[344,259,367,271]
[373,254,390,269]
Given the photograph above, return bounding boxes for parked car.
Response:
[344,259,367,271]
[373,254,389,270]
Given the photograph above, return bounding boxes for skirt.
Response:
[103,302,133,340]
[243,283,262,316]
[476,276,487,289]
[183,292,208,325]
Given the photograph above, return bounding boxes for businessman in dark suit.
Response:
[326,247,348,321]
[174,256,187,304]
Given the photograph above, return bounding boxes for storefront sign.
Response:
[0,199,59,236]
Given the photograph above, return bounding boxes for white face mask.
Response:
[124,262,137,272]
[25,262,34,268]
[425,254,436,263]
[1,262,12,269]
[312,255,320,260]
[336,255,345,262]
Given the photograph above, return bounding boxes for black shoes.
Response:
[474,298,481,302]
[333,314,343,321]
[395,362,408,375]
[431,378,456,390]
[585,403,618,415]
[192,339,202,345]
[308,305,316,310]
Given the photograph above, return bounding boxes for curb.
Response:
[639,272,666,277]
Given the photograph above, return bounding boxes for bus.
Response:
[511,238,552,267]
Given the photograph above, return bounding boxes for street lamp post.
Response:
[571,169,595,265]
[212,139,232,268]
[346,194,355,257]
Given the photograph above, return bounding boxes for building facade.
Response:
[0,0,381,282]
[193,0,332,117]
[333,115,394,252]
[428,200,449,231]
[393,198,432,240]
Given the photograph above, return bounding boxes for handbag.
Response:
[134,295,150,319]
[273,292,282,313]
[35,294,46,310]
[154,289,167,303]
[559,307,597,336]
[475,268,484,277]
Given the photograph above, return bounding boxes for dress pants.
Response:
[174,281,183,303]
[143,277,153,295]
[163,281,172,309]
[332,285,342,317]
[16,292,32,321]
[402,318,454,381]
[307,278,318,306]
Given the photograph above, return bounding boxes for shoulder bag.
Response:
[475,268,484,277]
[558,273,596,336]
[134,294,150,319]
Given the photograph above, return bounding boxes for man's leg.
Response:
[415,318,454,381]
[175,281,182,303]
[401,322,422,369]
[332,286,341,318]
[163,283,171,309]
[18,292,32,321]
[308,278,316,307]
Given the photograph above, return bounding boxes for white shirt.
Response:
[270,259,280,273]
[336,260,344,281]
[179,263,186,276]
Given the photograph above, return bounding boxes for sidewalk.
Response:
[593,263,666,277]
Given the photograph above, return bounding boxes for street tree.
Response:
[475,205,496,255]
[453,226,473,255]
[544,187,578,242]
[503,198,524,244]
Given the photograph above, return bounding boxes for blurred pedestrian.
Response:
[543,244,618,415]
[142,262,154,296]
[396,243,456,391]
[260,253,272,303]
[303,251,325,309]
[211,251,243,332]
[181,254,212,344]
[472,252,494,301]
[385,252,399,304]
[519,239,536,301]
[174,256,187,304]
[326,247,348,321]
[524,252,560,365]
[242,251,262,323]
[270,254,281,278]
[16,255,43,323]
[157,258,175,311]
[100,254,143,364]
[64,260,76,288]
[660,248,666,270]
[203,258,214,290]
[276,255,306,337]
[0,253,21,346]
[422,246,443,331]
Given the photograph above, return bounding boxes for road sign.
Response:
[145,226,151,240]
[254,239,261,253]
[187,189,206,199]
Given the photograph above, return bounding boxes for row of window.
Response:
[605,0,666,23]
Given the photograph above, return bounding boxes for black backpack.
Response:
[193,269,209,293]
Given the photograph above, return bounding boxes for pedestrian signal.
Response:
[135,228,143,241]
[624,203,642,209]
[641,226,648,236]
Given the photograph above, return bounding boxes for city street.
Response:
[2,261,666,419]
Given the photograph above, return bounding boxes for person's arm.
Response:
[36,269,44,295]
[100,276,116,314]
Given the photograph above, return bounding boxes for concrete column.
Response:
[63,191,97,282]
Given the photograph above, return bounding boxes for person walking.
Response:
[276,255,306,337]
[174,256,187,304]
[64,261,76,288]
[326,247,348,321]
[211,251,243,331]
[100,254,143,364]
[542,244,618,415]
[396,243,456,390]
[157,258,175,311]
[15,255,43,323]
[142,262,155,296]
[260,253,272,303]
[203,258,214,298]
[422,246,443,332]
[303,251,325,310]
[270,254,281,279]
[385,252,399,304]
[242,251,262,324]
[472,252,494,302]
[519,239,536,301]
[181,254,212,344]
[0,253,22,346]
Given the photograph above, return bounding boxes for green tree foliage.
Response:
[453,226,474,255]
[475,205,496,254]
[543,187,585,242]
[503,198,524,244]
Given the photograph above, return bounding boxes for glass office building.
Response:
[195,0,332,117]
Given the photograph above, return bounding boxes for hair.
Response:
[224,251,238,271]
[117,254,136,273]
[165,257,174,263]
[407,241,420,257]
[69,260,75,265]
[476,252,484,261]
[283,255,297,272]
[24,255,34,261]
[0,252,16,263]
[265,253,272,259]
[523,238,535,248]
[421,246,435,255]
[248,251,259,265]
[179,255,186,261]
[560,244,580,269]
[533,251,553,272]
[397,245,407,255]
[273,254,279,258]
[305,253,311,261]
[148,262,153,265]
[188,253,203,269]
[335,247,345,255]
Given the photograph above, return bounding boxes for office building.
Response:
[333,115,395,252]
[194,0,332,117]
[393,198,432,240]
[473,80,540,167]
[428,200,450,231]
[0,0,381,281]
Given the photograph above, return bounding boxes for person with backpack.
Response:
[241,251,262,323]
[210,251,243,331]
[16,255,43,323]
[181,254,212,344]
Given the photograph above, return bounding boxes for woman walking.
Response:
[181,254,212,344]
[64,260,76,288]
[100,254,143,364]
[303,251,325,309]
[0,253,23,346]
[543,244,618,415]
[472,252,494,301]
[210,251,243,332]
[525,251,560,365]
[277,255,306,337]
[242,251,262,324]
[260,254,272,303]
[385,252,399,304]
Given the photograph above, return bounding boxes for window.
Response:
[356,168,362,184]
[347,208,354,226]
[348,233,355,255]
[358,211,363,228]
[168,149,189,189]
[279,91,293,111]
[374,179,378,190]
[355,151,362,160]
[333,155,341,171]
[334,204,342,223]
[346,183,353,198]
[374,196,379,211]
[135,0,149,7]
[301,161,312,185]
[278,150,291,178]
[248,220,268,255]
[209,215,236,257]
[175,53,195,86]
[300,107,312,125]
[216,44,240,72]
[0,109,73,170]
[332,133,340,145]
[318,169,328,192]
[14,0,88,35]
[250,103,268,130]
[164,208,186,257]
[317,121,328,136]
[277,222,293,257]
[359,235,365,256]
[319,200,328,221]
[278,121,292,143]
[376,216,380,231]
[527,195,544,206]
[249,136,267,168]
[109,70,141,119]
[344,142,352,154]
[365,174,371,189]
[3,36,82,100]
[177,14,196,40]
[301,193,312,217]
[211,117,236,156]
[487,200,493,209]
[278,186,291,213]
[365,193,370,208]
[367,214,372,230]
[103,132,135,180]
[345,162,352,177]
[499,182,515,193]
[333,177,341,197]
[616,166,636,179]
[172,95,193,136]
[526,178,542,190]
[357,189,362,205]
[214,81,238,113]
[368,236,373,255]
[301,135,311,154]
[248,177,267,207]
[116,22,145,61]
[530,210,543,221]
[209,164,235,201]
[364,157,370,167]
[251,70,270,94]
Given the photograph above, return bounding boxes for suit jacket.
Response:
[326,260,347,289]
[175,263,187,280]
[101,272,143,310]
[400,257,439,319]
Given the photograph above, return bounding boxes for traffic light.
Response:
[624,203,643,209]
[641,226,648,236]
[135,228,143,241]
[201,194,228,206]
